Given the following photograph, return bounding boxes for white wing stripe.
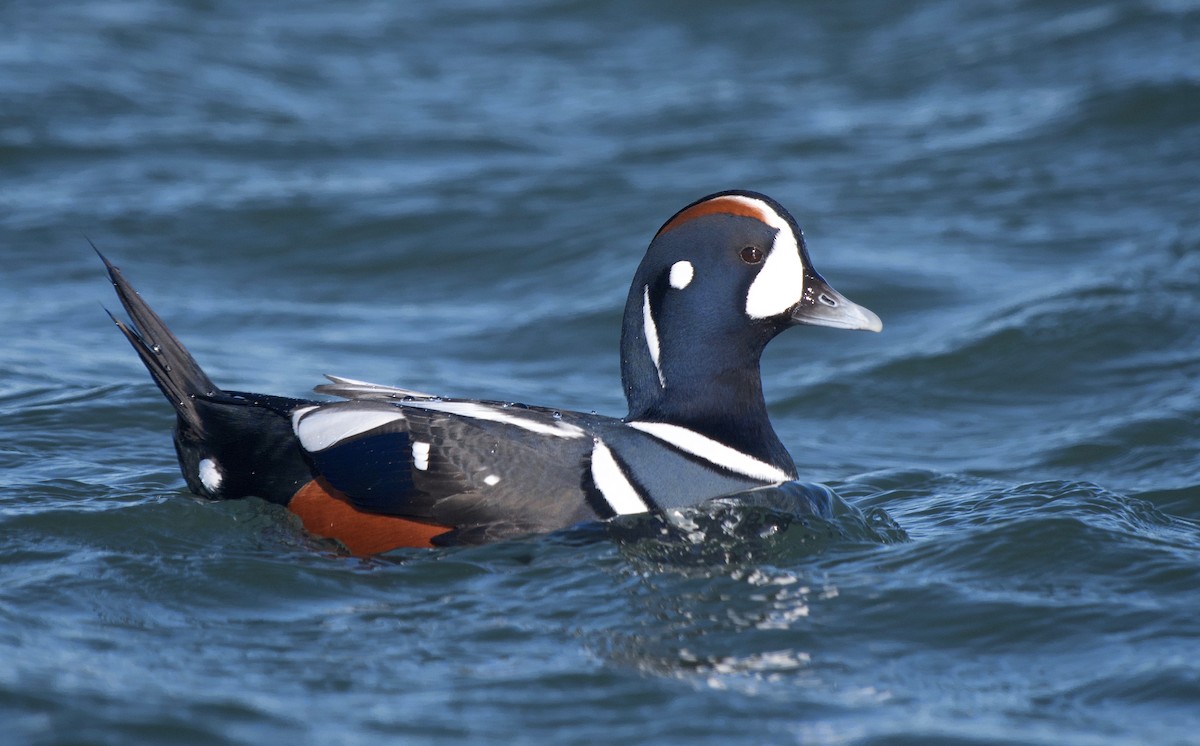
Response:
[318,374,439,400]
[293,408,407,452]
[398,400,586,439]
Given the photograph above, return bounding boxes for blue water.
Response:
[3,1,1199,743]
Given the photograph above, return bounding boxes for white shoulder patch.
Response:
[412,441,431,470]
[292,406,407,452]
[626,421,792,483]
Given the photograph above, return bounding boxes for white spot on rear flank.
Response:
[412,441,430,470]
[669,260,694,289]
[589,439,650,516]
[483,474,501,487]
[642,285,665,389]
[198,458,222,492]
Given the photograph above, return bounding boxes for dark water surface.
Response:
[3,1,1199,743]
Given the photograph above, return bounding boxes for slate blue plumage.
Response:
[103,190,881,550]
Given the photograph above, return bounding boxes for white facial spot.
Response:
[642,285,666,388]
[483,474,501,487]
[669,260,694,290]
[744,205,807,320]
[412,441,430,470]
[198,458,222,492]
[589,439,650,516]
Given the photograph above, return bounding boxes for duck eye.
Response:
[739,246,764,264]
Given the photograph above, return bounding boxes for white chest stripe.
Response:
[398,400,586,439]
[642,285,665,388]
[744,202,807,320]
[590,439,651,516]
[626,421,792,483]
[292,407,407,452]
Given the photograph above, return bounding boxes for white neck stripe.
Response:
[626,421,791,483]
[642,285,665,388]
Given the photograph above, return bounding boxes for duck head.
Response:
[619,190,881,463]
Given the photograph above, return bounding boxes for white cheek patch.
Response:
[669,260,694,290]
[642,285,666,388]
[744,212,807,320]
[198,458,222,492]
[412,441,430,470]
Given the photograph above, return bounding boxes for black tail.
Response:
[98,245,314,505]
[96,244,220,436]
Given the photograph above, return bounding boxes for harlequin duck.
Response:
[100,190,881,553]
